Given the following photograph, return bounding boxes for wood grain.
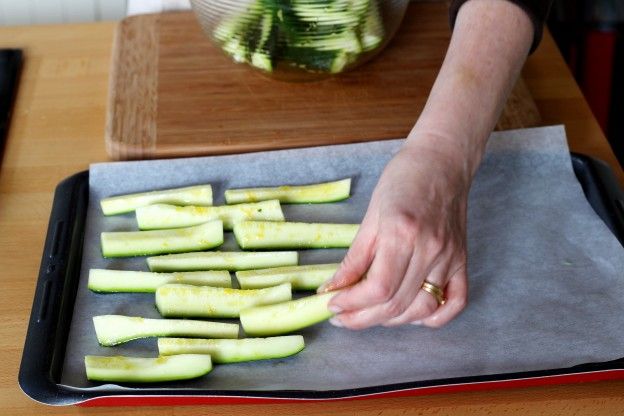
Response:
[105,13,160,159]
[106,4,541,160]
[0,6,623,416]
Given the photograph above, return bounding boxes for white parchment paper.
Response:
[60,125,624,391]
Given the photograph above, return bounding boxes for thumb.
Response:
[318,222,376,294]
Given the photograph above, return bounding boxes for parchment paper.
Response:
[61,125,624,391]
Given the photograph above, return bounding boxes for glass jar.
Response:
[190,0,409,81]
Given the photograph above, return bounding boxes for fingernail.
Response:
[328,305,343,314]
[329,317,343,327]
[317,283,329,293]
[410,320,422,326]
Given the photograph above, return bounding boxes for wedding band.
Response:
[421,281,446,305]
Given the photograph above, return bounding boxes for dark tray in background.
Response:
[18,153,624,406]
[0,49,23,161]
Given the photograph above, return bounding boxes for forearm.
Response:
[406,0,534,179]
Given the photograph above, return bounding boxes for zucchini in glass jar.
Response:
[190,0,409,78]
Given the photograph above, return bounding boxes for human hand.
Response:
[319,137,471,329]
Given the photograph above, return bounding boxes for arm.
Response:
[320,0,534,329]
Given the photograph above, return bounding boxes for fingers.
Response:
[318,221,376,293]
[381,260,450,327]
[420,265,468,328]
[328,231,415,315]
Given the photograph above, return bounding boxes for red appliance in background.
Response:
[548,0,624,168]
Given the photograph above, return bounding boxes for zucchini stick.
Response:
[101,184,212,215]
[224,178,351,204]
[101,220,223,258]
[158,336,304,363]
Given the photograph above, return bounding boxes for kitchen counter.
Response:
[1,9,623,416]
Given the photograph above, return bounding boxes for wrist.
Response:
[403,127,487,182]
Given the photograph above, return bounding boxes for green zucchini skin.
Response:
[236,263,339,290]
[135,200,285,230]
[233,221,359,249]
[88,269,232,293]
[240,291,337,336]
[93,315,239,346]
[84,354,213,383]
[224,178,351,204]
[158,335,305,363]
[101,220,224,258]
[155,282,292,318]
[147,250,299,272]
[100,184,213,215]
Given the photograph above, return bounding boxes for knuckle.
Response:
[387,214,420,243]
[425,235,445,257]
[422,302,438,317]
[369,281,394,303]
[340,250,358,271]
[383,299,405,318]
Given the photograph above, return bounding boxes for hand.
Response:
[319,137,471,329]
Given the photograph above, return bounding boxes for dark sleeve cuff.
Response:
[449,0,553,53]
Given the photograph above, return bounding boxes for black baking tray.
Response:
[18,153,624,406]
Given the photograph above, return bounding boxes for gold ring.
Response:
[421,281,446,305]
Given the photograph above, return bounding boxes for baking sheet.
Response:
[61,125,624,391]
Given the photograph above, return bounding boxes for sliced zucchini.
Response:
[155,282,292,318]
[88,269,231,293]
[360,0,384,51]
[100,184,213,216]
[236,263,338,290]
[85,354,212,383]
[158,335,304,363]
[135,200,285,231]
[233,221,358,249]
[241,291,337,336]
[147,250,298,272]
[101,220,223,258]
[93,315,239,346]
[224,178,351,204]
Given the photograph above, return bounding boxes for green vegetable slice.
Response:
[101,220,223,258]
[135,200,285,230]
[88,269,231,293]
[241,291,337,336]
[100,184,212,215]
[158,335,304,363]
[147,250,298,272]
[233,221,358,249]
[84,354,212,383]
[155,282,292,318]
[93,315,239,346]
[236,263,338,290]
[224,178,351,204]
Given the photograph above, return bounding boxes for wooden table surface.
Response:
[1,14,623,416]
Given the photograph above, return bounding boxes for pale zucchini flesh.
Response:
[224,178,351,204]
[88,269,231,293]
[234,221,359,249]
[93,315,239,346]
[147,250,298,272]
[101,184,213,216]
[236,263,339,290]
[101,220,224,258]
[85,354,212,383]
[155,282,292,318]
[241,291,337,336]
[135,200,285,231]
[158,335,305,363]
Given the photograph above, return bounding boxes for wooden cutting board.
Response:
[106,2,540,160]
